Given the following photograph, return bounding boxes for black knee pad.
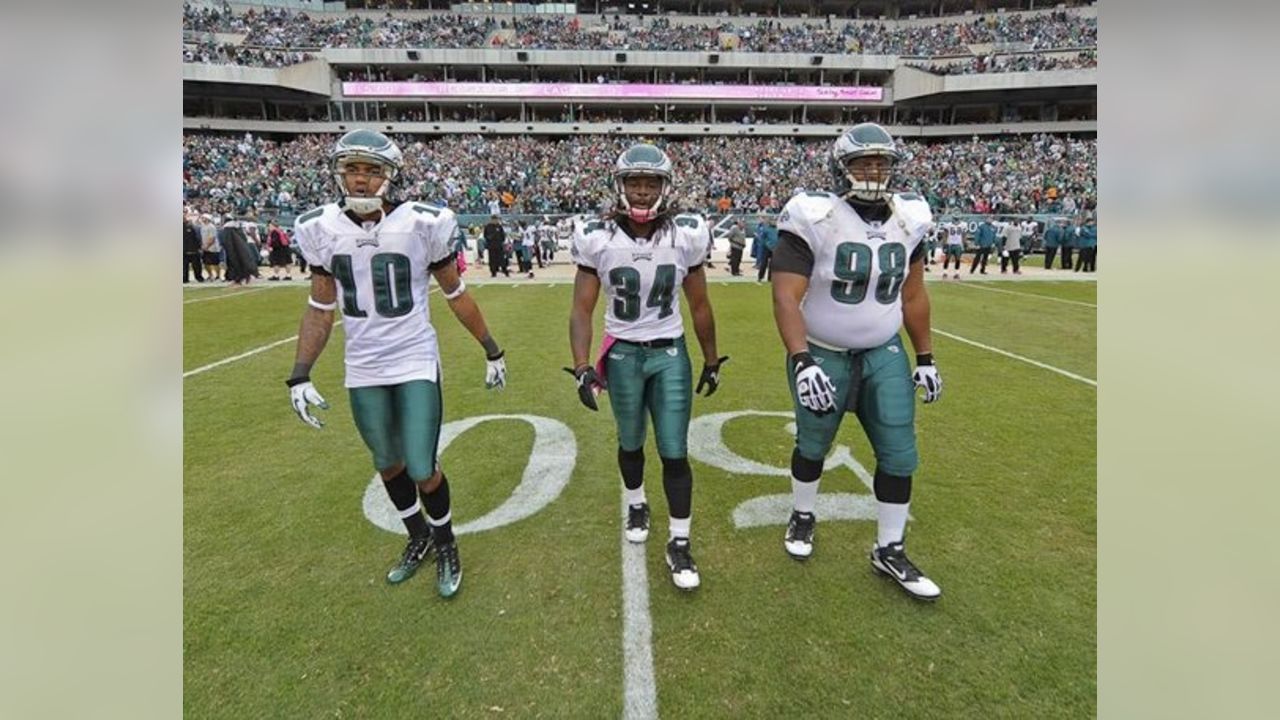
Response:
[618,446,646,490]
[660,456,690,480]
[873,468,912,504]
[791,448,824,484]
[420,474,451,519]
[382,468,419,511]
[660,456,692,519]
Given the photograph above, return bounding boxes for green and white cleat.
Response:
[386,535,433,585]
[435,541,463,599]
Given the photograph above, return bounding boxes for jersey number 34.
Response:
[609,264,676,321]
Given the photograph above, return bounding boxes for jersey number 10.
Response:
[331,252,415,318]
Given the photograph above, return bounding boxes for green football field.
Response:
[184,276,1096,719]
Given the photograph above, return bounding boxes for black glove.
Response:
[563,365,603,411]
[695,355,730,397]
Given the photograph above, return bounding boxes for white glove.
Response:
[485,351,507,390]
[287,378,329,429]
[912,361,943,404]
[792,353,837,416]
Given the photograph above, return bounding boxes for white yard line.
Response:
[182,287,274,304]
[182,332,322,378]
[934,329,1097,387]
[620,496,658,720]
[185,289,443,379]
[945,281,1097,308]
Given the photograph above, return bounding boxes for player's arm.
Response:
[902,250,942,403]
[901,255,932,356]
[683,266,719,364]
[290,270,338,381]
[568,266,601,372]
[566,266,605,410]
[431,260,504,359]
[769,230,814,356]
[286,270,337,429]
[682,265,728,395]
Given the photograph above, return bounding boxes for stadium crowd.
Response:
[909,50,1096,75]
[182,40,315,68]
[183,132,1096,220]
[182,2,1095,56]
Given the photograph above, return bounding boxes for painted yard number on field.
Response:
[363,410,899,534]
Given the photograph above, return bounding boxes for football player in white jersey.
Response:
[567,143,727,591]
[942,220,965,279]
[770,123,943,601]
[286,130,508,600]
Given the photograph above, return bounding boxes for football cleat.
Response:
[665,538,701,591]
[435,540,462,599]
[625,502,651,544]
[870,542,941,601]
[784,511,816,560]
[386,534,433,585]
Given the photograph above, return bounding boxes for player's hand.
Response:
[563,365,604,411]
[912,355,942,404]
[696,355,730,397]
[286,377,329,429]
[792,352,836,416]
[485,350,507,390]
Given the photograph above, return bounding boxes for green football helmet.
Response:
[331,129,403,215]
[614,143,674,223]
[829,123,903,201]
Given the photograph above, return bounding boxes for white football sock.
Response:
[624,485,646,508]
[792,477,820,515]
[877,502,910,547]
[669,516,690,540]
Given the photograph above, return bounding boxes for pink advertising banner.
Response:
[342,82,884,103]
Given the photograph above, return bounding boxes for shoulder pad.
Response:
[673,214,703,231]
[891,194,933,236]
[409,202,447,219]
[579,217,608,236]
[294,205,327,228]
[672,214,707,245]
[781,192,838,227]
[407,202,454,225]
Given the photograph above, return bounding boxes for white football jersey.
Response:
[778,191,932,351]
[572,214,710,342]
[945,222,964,245]
[295,202,457,388]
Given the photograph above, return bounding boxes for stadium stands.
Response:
[182,132,1096,220]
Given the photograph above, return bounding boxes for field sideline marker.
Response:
[934,328,1097,387]
[944,281,1097,308]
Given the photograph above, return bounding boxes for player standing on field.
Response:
[770,123,944,601]
[286,130,509,600]
[566,143,727,591]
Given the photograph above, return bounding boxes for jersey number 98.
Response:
[830,241,907,305]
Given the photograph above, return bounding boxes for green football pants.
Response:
[605,337,693,459]
[788,334,919,476]
[349,379,443,481]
